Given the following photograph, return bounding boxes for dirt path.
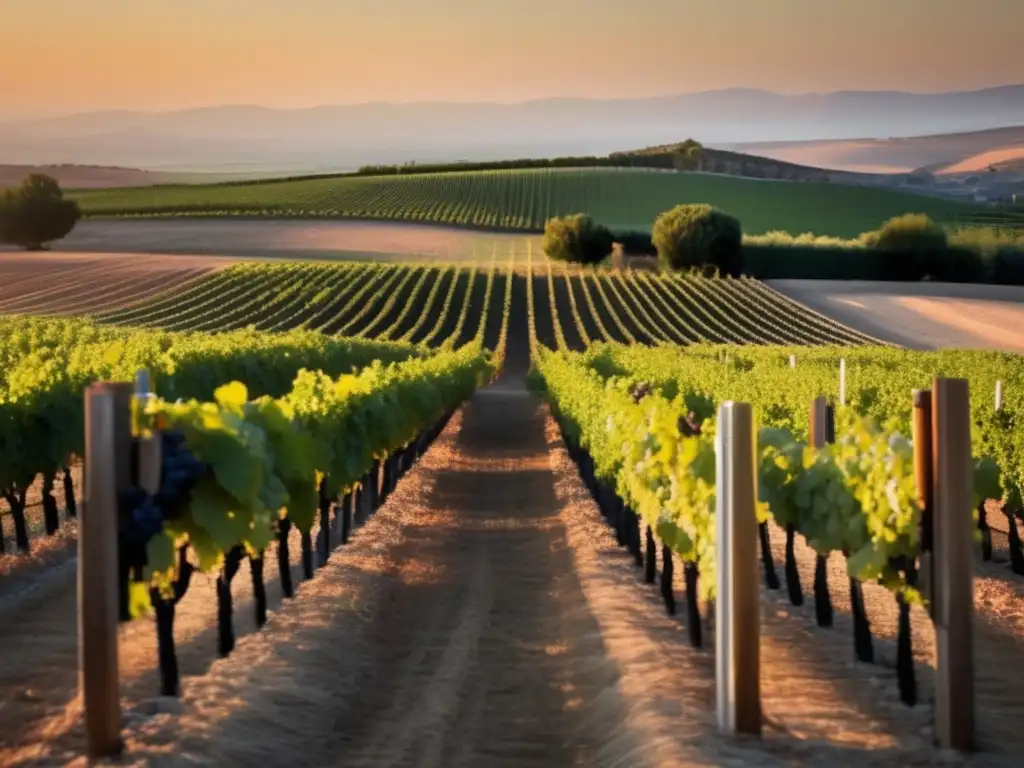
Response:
[5,381,1004,766]
[51,220,537,264]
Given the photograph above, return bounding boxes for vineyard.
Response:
[2,248,1024,765]
[82,253,877,349]
[68,167,1017,238]
[2,249,878,554]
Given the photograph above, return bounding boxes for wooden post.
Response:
[913,390,934,613]
[995,380,1002,412]
[839,358,846,407]
[715,401,761,736]
[809,396,834,628]
[809,396,827,450]
[80,383,131,758]
[931,377,974,752]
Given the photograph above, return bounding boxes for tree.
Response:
[0,174,81,250]
[542,214,614,265]
[652,204,743,276]
[866,213,949,280]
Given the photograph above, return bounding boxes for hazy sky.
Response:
[1,0,1021,118]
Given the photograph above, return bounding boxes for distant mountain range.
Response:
[2,86,1023,172]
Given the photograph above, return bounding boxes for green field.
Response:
[71,167,1003,239]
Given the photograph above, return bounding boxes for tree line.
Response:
[542,206,1024,284]
[356,142,705,177]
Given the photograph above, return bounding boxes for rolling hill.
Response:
[2,86,1023,172]
[727,125,1024,175]
[71,167,995,238]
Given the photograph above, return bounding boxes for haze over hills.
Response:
[1,85,1023,173]
[727,125,1024,175]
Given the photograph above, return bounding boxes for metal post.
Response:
[913,390,934,613]
[80,383,130,758]
[715,401,761,736]
[931,378,974,752]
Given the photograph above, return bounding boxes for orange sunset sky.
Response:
[1,0,1021,119]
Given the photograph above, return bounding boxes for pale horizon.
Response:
[2,0,1022,121]
[5,80,1024,122]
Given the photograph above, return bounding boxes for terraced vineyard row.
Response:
[89,249,879,355]
[71,167,994,238]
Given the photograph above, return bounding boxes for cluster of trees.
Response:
[542,204,743,277]
[356,141,706,177]
[541,206,1016,283]
[0,174,81,250]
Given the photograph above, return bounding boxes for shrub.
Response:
[987,247,1024,285]
[745,229,865,249]
[652,204,743,276]
[541,214,614,265]
[871,213,948,280]
[931,245,987,283]
[0,174,81,250]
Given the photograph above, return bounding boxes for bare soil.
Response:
[759,515,1024,758]
[0,253,226,315]
[50,220,538,264]
[769,280,1024,351]
[5,379,1021,766]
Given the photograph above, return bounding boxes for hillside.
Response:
[618,141,881,183]
[928,146,1024,175]
[3,86,1024,171]
[0,164,304,190]
[71,167,992,238]
[0,164,180,189]
[726,125,1024,175]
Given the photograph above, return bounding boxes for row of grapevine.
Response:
[119,344,495,694]
[93,260,510,350]
[0,319,422,553]
[71,167,994,238]
[533,343,1022,706]
[73,255,879,349]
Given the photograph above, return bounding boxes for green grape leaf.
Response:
[146,529,176,574]
[214,381,249,410]
[128,582,153,619]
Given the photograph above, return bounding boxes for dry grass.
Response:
[891,297,1024,353]
[937,147,1024,175]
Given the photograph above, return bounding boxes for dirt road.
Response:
[769,280,1024,351]
[41,219,536,263]
[4,376,1008,766]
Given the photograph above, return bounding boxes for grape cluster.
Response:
[155,430,206,516]
[119,430,206,560]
